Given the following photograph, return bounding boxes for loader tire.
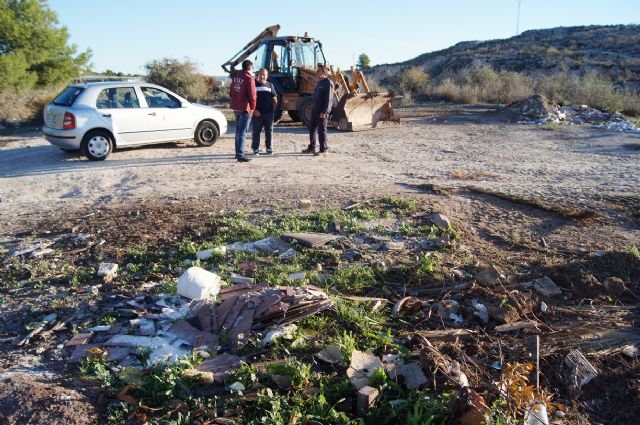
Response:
[287,110,300,122]
[298,97,314,128]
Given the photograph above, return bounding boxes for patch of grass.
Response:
[540,122,563,131]
[399,222,439,238]
[329,330,357,361]
[326,265,378,294]
[266,358,312,390]
[138,354,202,405]
[70,267,95,287]
[627,245,640,260]
[228,361,259,389]
[380,196,417,212]
[415,254,436,276]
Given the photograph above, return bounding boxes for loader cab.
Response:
[249,36,326,92]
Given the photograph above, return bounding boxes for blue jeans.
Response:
[251,111,274,152]
[234,111,252,158]
[308,112,329,151]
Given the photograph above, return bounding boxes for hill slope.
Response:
[371,25,640,90]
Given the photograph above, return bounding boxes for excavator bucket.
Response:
[331,92,398,131]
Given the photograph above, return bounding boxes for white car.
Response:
[43,81,227,160]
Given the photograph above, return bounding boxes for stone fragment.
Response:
[476,266,501,286]
[389,362,428,389]
[315,344,345,364]
[347,350,384,389]
[298,199,312,209]
[229,274,254,285]
[427,212,451,229]
[97,263,118,278]
[138,319,156,336]
[357,386,379,417]
[281,232,337,248]
[533,276,563,298]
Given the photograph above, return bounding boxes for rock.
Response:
[298,199,312,209]
[230,273,254,285]
[604,277,626,297]
[97,262,118,278]
[533,276,562,298]
[228,382,245,392]
[427,212,451,229]
[65,332,93,347]
[357,386,380,417]
[262,324,298,346]
[315,345,345,364]
[347,350,384,389]
[571,273,604,298]
[287,272,307,281]
[177,267,222,300]
[382,241,404,251]
[450,360,469,387]
[389,362,428,389]
[196,246,226,260]
[438,299,463,324]
[434,233,452,249]
[476,266,502,286]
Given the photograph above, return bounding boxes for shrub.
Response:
[145,57,210,102]
[0,86,61,125]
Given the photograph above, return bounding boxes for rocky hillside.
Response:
[371,25,640,90]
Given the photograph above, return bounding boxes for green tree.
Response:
[357,53,371,70]
[0,0,91,90]
[145,58,210,102]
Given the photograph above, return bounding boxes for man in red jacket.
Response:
[229,60,257,162]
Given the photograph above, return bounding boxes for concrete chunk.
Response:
[97,263,118,278]
[357,386,379,417]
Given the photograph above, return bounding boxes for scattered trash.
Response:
[262,324,298,346]
[389,362,428,390]
[622,344,640,358]
[471,299,489,324]
[524,402,549,425]
[228,381,245,392]
[392,296,425,317]
[177,267,222,300]
[450,360,469,387]
[564,349,598,389]
[196,246,226,260]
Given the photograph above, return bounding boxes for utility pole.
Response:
[516,0,523,35]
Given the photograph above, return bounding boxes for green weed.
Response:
[327,265,377,294]
[266,358,312,390]
[380,196,417,212]
[627,245,640,260]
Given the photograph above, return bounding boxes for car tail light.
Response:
[63,112,76,130]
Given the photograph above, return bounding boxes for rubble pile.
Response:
[507,94,640,133]
[67,282,331,366]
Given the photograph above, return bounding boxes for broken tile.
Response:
[167,320,202,345]
[197,353,243,381]
[69,344,130,363]
[253,237,297,259]
[65,332,93,347]
[139,319,156,336]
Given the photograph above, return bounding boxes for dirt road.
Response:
[1,106,639,225]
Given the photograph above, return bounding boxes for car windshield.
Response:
[52,86,84,106]
[291,40,323,68]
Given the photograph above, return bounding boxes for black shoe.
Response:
[301,147,316,154]
[265,150,273,155]
[237,157,251,162]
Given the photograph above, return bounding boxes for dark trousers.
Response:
[308,113,329,151]
[251,112,274,152]
[234,111,252,158]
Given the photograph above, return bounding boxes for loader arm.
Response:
[221,24,281,74]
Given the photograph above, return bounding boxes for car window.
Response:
[52,86,84,106]
[96,87,140,109]
[141,87,181,108]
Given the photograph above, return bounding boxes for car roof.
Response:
[70,81,147,88]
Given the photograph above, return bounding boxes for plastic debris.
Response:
[177,267,222,300]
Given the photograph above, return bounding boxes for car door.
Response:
[140,86,193,142]
[95,87,149,145]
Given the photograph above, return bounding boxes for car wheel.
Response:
[82,130,113,161]
[288,110,300,122]
[194,121,219,147]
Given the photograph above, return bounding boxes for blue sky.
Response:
[48,0,638,76]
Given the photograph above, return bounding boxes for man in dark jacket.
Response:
[251,68,277,155]
[229,60,257,162]
[302,64,333,155]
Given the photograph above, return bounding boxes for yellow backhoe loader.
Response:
[222,25,398,131]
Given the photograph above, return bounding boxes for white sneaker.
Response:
[253,150,260,156]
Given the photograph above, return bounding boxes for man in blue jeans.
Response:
[302,64,333,156]
[229,60,257,162]
[251,68,278,155]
